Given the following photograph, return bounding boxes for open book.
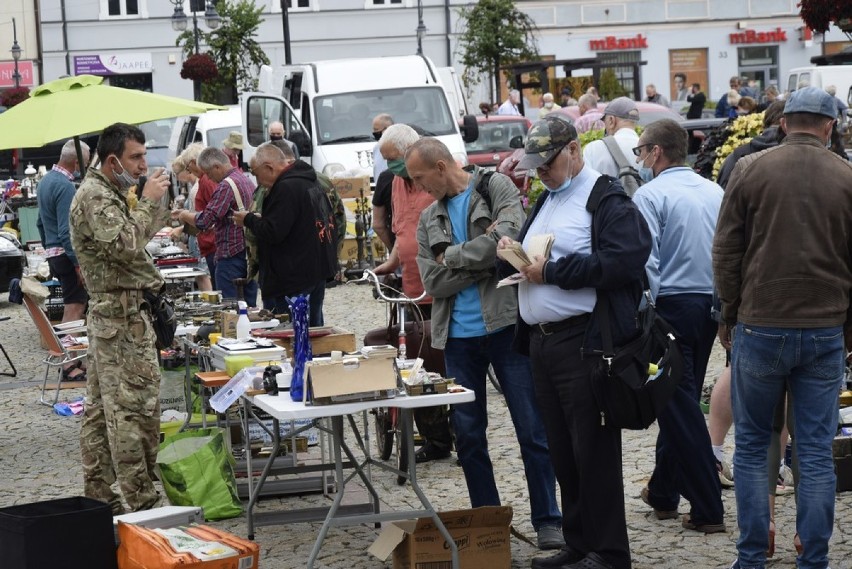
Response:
[496,234,554,287]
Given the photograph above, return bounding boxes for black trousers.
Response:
[529,321,631,569]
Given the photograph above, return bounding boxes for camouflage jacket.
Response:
[70,168,168,301]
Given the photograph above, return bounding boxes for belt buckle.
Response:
[537,322,553,336]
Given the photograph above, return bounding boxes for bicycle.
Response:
[354,269,427,485]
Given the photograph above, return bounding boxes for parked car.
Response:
[464,115,531,170]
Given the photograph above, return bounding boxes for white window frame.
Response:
[99,0,148,20]
[365,0,407,10]
[270,0,318,13]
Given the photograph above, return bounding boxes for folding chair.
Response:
[21,293,88,406]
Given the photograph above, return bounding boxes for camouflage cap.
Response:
[516,115,577,170]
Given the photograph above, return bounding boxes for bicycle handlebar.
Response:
[351,269,427,304]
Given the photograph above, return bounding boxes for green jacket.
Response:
[70,168,168,315]
[416,167,525,349]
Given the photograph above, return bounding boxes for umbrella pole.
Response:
[74,136,86,178]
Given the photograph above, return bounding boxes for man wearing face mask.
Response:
[497,115,651,569]
[582,97,640,181]
[714,87,852,569]
[70,122,171,514]
[371,113,394,180]
[630,119,726,536]
[267,121,299,158]
[538,92,561,118]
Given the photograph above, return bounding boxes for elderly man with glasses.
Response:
[631,119,726,536]
[497,115,651,569]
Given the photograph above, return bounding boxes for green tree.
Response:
[598,68,628,101]
[455,0,539,105]
[176,0,270,104]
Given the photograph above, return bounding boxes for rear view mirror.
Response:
[509,135,524,149]
[461,115,479,143]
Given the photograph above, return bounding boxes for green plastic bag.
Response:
[156,427,242,521]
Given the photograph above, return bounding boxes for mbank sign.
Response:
[589,34,648,51]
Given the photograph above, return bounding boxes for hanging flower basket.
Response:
[180,53,219,83]
[0,86,30,108]
[798,0,852,34]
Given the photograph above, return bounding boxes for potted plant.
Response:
[799,0,852,34]
[180,53,219,83]
[0,86,30,108]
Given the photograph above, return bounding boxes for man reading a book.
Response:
[408,137,565,551]
[497,115,651,569]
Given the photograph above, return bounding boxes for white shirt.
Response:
[497,99,521,116]
[373,142,387,180]
[519,165,599,325]
[582,127,640,178]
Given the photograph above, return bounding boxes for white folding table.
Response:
[243,388,475,569]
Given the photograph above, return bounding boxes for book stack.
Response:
[496,234,555,287]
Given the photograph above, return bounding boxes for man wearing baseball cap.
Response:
[714,86,852,569]
[582,97,641,183]
[498,114,651,569]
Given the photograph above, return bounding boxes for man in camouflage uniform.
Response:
[70,122,170,514]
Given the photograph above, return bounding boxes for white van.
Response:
[437,66,469,119]
[241,55,478,180]
[786,66,852,106]
[169,105,241,159]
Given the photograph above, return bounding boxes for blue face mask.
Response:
[638,153,657,183]
[544,174,573,194]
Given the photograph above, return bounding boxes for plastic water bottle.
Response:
[236,301,251,340]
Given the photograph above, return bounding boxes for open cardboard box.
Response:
[368,506,513,569]
[306,354,397,405]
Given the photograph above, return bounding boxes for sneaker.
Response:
[716,458,734,488]
[531,545,583,569]
[536,524,565,551]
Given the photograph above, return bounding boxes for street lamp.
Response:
[10,17,22,89]
[415,0,426,56]
[170,1,220,100]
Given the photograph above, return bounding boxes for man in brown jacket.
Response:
[713,86,852,569]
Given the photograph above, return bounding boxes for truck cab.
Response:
[241,55,478,181]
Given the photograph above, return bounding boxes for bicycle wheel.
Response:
[374,408,394,461]
[487,363,502,394]
[395,426,409,485]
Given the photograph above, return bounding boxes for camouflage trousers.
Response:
[80,306,161,515]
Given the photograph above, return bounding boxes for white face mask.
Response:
[544,101,553,109]
[112,157,139,190]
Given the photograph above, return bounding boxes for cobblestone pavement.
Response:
[0,284,850,569]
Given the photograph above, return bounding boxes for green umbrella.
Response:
[0,75,225,171]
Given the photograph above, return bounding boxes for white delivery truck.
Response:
[241,55,478,180]
[785,65,852,106]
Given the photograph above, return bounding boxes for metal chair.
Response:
[21,293,88,406]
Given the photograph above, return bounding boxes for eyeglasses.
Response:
[536,145,565,172]
[631,144,655,157]
[250,162,269,175]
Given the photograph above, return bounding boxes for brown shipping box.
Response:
[332,175,370,199]
[306,354,397,405]
[271,326,356,356]
[368,506,513,569]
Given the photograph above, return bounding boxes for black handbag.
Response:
[143,290,177,349]
[591,287,683,430]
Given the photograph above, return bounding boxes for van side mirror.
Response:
[461,115,479,143]
[509,135,524,149]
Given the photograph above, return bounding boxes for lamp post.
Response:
[415,0,426,56]
[11,17,22,89]
[280,0,292,64]
[170,0,221,100]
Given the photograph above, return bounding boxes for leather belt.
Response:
[533,313,591,336]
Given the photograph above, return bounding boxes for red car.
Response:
[465,115,531,169]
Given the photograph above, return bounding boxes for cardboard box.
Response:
[306,354,397,405]
[340,236,387,263]
[271,326,356,356]
[405,380,449,396]
[332,175,370,199]
[369,506,513,569]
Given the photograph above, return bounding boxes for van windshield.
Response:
[314,86,456,144]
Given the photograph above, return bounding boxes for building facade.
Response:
[10,0,852,105]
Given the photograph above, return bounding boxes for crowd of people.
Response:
[34,66,851,569]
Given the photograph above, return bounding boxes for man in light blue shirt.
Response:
[632,119,725,534]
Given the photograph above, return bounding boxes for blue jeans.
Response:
[215,250,257,307]
[443,326,561,531]
[731,324,843,569]
[265,280,326,327]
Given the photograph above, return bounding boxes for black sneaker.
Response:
[414,442,451,463]
[531,546,584,569]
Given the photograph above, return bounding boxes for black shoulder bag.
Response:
[587,176,682,429]
[143,290,177,349]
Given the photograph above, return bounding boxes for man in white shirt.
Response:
[497,89,521,116]
[582,97,640,178]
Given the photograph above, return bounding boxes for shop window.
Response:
[368,0,404,7]
[107,73,153,92]
[271,0,314,12]
[595,51,641,100]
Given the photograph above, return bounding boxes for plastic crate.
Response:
[0,496,118,569]
[45,280,63,299]
[45,299,65,321]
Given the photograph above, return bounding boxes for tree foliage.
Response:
[176,0,270,104]
[455,0,539,104]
